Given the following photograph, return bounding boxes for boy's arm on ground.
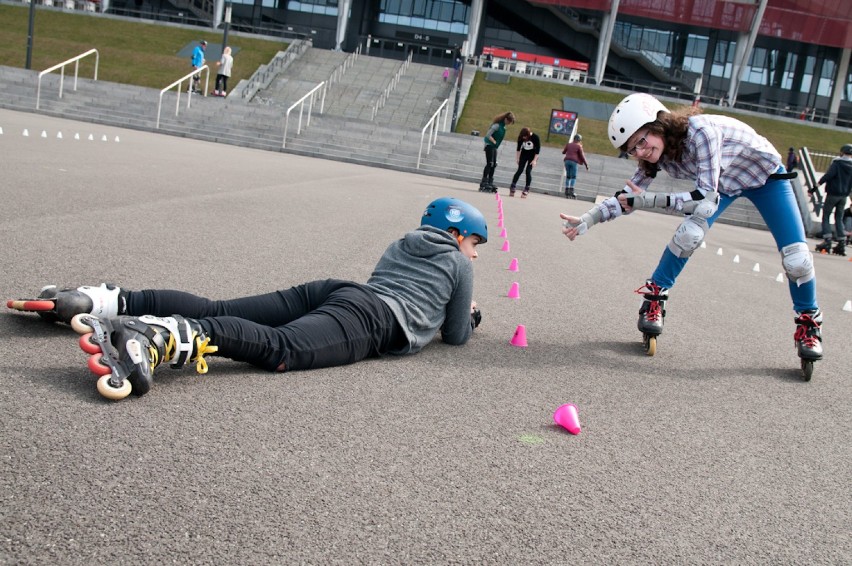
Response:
[440,262,475,346]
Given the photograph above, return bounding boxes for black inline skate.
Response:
[794,310,822,381]
[72,314,218,400]
[7,283,125,324]
[815,238,832,254]
[832,241,846,256]
[635,280,668,356]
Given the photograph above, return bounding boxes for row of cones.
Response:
[713,243,852,309]
[492,195,579,434]
[493,194,530,348]
[11,128,120,142]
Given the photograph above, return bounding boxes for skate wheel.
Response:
[801,359,814,381]
[6,299,55,312]
[87,353,112,376]
[71,313,95,334]
[79,333,102,355]
[97,375,131,400]
[644,335,657,356]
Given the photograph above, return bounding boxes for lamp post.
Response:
[25,0,36,69]
[222,2,232,51]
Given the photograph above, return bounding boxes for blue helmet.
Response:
[421,197,488,243]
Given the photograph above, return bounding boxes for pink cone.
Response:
[507,281,520,299]
[510,324,527,347]
[498,218,504,228]
[553,404,581,434]
[508,258,519,271]
[499,227,507,238]
[500,240,510,252]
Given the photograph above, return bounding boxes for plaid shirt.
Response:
[631,115,781,197]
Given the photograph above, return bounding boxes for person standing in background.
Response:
[509,127,540,198]
[214,46,234,97]
[561,134,589,199]
[479,112,515,193]
[189,40,207,94]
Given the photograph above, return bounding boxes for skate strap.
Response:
[137,315,217,374]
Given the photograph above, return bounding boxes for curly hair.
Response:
[634,105,701,177]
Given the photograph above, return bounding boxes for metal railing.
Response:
[416,98,450,169]
[282,82,326,149]
[237,39,311,100]
[156,66,209,129]
[371,51,413,121]
[36,49,99,110]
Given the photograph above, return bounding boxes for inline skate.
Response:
[794,310,822,381]
[73,314,218,400]
[7,283,124,324]
[635,280,668,356]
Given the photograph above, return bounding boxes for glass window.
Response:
[378,0,468,33]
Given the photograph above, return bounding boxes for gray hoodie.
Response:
[366,226,474,354]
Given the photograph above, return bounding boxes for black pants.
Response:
[215,74,229,92]
[821,194,848,240]
[481,145,497,184]
[511,155,534,188]
[127,279,404,372]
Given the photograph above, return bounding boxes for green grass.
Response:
[0,4,286,88]
[2,4,846,156]
[456,72,848,157]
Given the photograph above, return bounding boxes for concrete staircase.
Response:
[0,48,778,232]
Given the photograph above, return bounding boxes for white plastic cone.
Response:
[0,126,4,135]
[56,131,63,139]
[88,134,94,141]
[101,134,108,141]
[752,263,760,272]
[733,254,740,263]
[716,247,723,256]
[843,300,852,312]
[700,241,707,249]
[23,129,29,137]
[114,136,120,142]
[74,133,80,140]
[776,273,784,283]
[41,130,47,138]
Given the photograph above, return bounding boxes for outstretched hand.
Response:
[560,213,586,241]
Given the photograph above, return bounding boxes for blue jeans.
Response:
[651,176,818,313]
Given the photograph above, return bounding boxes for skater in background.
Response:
[509,127,540,198]
[442,67,450,82]
[560,93,824,367]
[213,46,234,97]
[189,39,206,94]
[786,147,798,174]
[479,111,515,193]
[8,198,487,400]
[561,133,589,198]
[814,144,852,256]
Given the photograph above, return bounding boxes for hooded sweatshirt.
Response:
[818,155,852,197]
[366,226,474,354]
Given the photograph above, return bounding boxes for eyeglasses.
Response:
[626,134,649,157]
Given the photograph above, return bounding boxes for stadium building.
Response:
[107,0,852,126]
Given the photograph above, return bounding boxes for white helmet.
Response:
[607,93,669,149]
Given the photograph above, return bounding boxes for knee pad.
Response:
[667,217,706,258]
[781,242,815,286]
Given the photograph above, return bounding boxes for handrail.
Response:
[36,49,99,110]
[156,66,210,129]
[371,51,413,121]
[416,98,450,169]
[282,82,326,149]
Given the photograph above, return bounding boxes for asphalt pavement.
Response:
[1,108,850,564]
